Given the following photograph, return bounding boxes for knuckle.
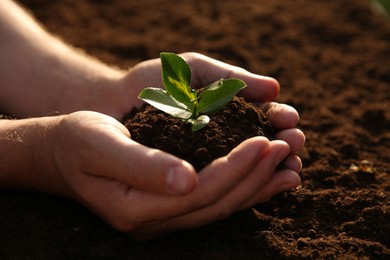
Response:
[181,51,202,59]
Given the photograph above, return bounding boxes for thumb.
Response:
[92,132,199,195]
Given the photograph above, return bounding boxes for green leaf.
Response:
[160,52,196,109]
[138,53,248,132]
[138,87,192,119]
[187,115,210,131]
[375,0,390,17]
[197,78,246,115]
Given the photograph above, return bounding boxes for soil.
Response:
[124,97,274,171]
[1,0,389,259]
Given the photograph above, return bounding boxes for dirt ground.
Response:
[1,0,389,259]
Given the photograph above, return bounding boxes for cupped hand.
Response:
[117,52,304,185]
[49,111,299,240]
[108,52,279,119]
[51,111,198,197]
[128,102,305,239]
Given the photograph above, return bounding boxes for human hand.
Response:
[48,111,302,240]
[49,111,199,197]
[116,52,304,187]
[127,103,304,239]
[112,52,280,118]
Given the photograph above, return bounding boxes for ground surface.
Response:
[1,0,389,259]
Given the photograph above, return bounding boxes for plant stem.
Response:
[193,100,199,118]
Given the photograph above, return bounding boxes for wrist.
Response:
[0,0,126,118]
[0,116,70,196]
[54,62,126,117]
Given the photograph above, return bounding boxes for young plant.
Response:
[138,52,247,131]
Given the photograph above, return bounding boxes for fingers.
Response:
[122,137,272,222]
[125,52,280,111]
[58,111,198,196]
[181,52,280,102]
[134,151,299,240]
[275,128,305,153]
[261,102,300,129]
[238,168,301,210]
[81,136,271,233]
[182,141,290,224]
[281,154,302,173]
[128,140,291,239]
[76,135,297,240]
[91,132,199,196]
[258,102,305,153]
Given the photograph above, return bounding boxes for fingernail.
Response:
[279,169,301,192]
[167,164,194,194]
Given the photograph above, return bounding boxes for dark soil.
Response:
[1,0,389,259]
[124,97,274,171]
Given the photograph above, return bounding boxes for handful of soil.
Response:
[124,96,274,171]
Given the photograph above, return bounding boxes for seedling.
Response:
[138,52,247,131]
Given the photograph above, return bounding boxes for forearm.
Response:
[0,116,69,195]
[0,0,125,118]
